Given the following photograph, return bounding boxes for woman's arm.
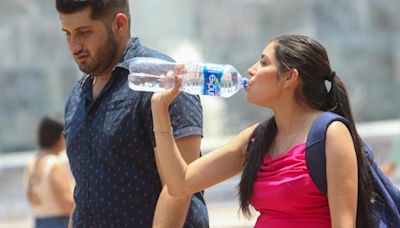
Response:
[152,135,201,228]
[326,121,358,228]
[151,75,256,196]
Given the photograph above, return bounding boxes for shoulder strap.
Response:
[305,112,350,195]
[307,112,400,226]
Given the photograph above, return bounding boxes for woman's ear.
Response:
[283,68,299,89]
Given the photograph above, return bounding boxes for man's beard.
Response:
[78,30,119,76]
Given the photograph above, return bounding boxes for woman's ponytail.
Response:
[323,72,351,120]
[323,73,374,228]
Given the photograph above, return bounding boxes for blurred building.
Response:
[0,0,400,226]
[0,0,399,151]
[0,0,78,153]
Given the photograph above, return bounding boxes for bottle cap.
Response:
[242,78,249,88]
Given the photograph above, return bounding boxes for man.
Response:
[55,1,208,227]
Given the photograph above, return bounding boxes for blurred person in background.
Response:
[55,0,208,227]
[151,35,376,228]
[380,133,400,181]
[24,116,74,228]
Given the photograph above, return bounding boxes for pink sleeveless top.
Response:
[251,143,331,228]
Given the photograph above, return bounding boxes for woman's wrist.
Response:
[153,127,174,136]
[151,99,170,112]
[151,105,173,133]
[151,105,169,117]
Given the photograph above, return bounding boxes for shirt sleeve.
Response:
[141,92,203,148]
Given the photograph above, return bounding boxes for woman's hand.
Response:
[151,65,184,111]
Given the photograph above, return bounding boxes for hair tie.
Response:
[326,71,336,81]
[324,71,336,93]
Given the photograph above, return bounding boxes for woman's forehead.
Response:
[261,42,276,59]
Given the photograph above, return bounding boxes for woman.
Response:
[24,116,74,228]
[151,35,373,227]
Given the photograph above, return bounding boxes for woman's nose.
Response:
[247,64,257,77]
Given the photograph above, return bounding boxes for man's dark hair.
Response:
[38,116,64,149]
[55,0,131,27]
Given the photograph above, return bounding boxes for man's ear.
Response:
[283,68,299,89]
[113,13,129,35]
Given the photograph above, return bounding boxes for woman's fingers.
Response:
[151,73,183,109]
[175,64,186,75]
[172,75,183,93]
[162,75,182,103]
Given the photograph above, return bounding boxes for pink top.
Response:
[251,143,331,228]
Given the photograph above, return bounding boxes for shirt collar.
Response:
[116,37,141,70]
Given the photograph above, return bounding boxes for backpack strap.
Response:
[305,112,350,195]
[307,112,400,226]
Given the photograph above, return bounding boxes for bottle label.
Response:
[202,64,222,96]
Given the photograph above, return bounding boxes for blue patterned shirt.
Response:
[64,37,209,227]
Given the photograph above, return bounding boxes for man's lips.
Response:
[74,54,89,63]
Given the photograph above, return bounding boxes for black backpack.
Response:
[306,112,400,228]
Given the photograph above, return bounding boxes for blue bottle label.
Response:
[202,64,223,96]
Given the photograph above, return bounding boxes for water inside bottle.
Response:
[128,72,174,92]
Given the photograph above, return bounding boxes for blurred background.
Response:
[1,0,400,227]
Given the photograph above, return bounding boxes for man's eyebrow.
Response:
[62,26,92,32]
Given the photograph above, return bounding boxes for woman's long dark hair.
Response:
[238,35,373,227]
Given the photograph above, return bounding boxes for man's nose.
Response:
[68,37,82,54]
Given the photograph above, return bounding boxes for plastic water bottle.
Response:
[128,57,248,97]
